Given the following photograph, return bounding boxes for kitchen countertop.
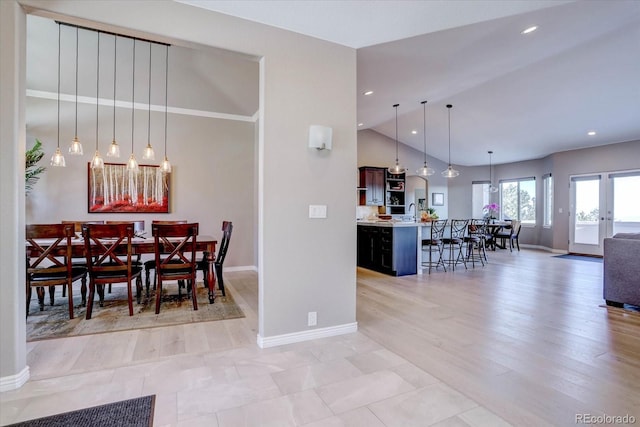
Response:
[357,220,431,227]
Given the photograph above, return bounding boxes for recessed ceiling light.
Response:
[358,123,364,127]
[411,130,417,134]
[588,131,596,136]
[521,26,538,34]
[363,90,373,96]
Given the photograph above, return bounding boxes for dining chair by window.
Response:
[197,221,233,297]
[421,219,448,274]
[442,219,469,270]
[26,224,87,319]
[152,222,199,314]
[496,220,522,252]
[144,220,188,294]
[82,223,143,319]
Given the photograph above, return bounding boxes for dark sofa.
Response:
[603,233,640,307]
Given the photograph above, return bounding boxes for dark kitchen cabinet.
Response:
[358,167,385,206]
[357,225,417,276]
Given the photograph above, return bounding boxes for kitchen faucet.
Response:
[408,203,416,220]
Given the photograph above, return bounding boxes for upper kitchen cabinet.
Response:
[385,170,405,215]
[359,167,385,206]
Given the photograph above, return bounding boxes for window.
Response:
[543,174,553,227]
[471,181,490,219]
[500,177,536,225]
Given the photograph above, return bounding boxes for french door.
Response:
[569,170,640,255]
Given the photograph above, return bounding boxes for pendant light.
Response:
[160,45,172,173]
[90,32,104,169]
[126,39,139,173]
[68,26,83,156]
[142,42,155,161]
[107,35,120,158]
[441,104,459,178]
[416,100,435,177]
[486,150,499,193]
[51,24,66,167]
[388,103,405,174]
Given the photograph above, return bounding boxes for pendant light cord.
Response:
[57,24,61,149]
[95,32,100,151]
[113,35,117,140]
[74,27,78,138]
[394,103,399,163]
[164,45,168,157]
[447,104,452,166]
[131,39,136,153]
[147,42,152,146]
[421,100,427,165]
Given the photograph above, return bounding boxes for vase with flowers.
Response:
[483,203,500,223]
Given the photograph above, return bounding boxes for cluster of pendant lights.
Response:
[51,22,171,174]
[388,102,459,178]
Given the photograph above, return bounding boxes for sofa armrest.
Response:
[603,237,640,306]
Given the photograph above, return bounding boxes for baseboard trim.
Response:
[257,322,358,348]
[226,265,257,272]
[0,366,30,392]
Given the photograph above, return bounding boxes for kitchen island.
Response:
[357,221,420,276]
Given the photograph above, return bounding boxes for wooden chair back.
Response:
[106,220,145,235]
[151,222,199,313]
[61,220,105,233]
[216,221,233,265]
[81,223,142,318]
[26,223,85,319]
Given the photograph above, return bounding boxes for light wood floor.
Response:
[357,249,640,426]
[2,249,639,426]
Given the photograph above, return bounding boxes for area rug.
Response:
[27,281,244,341]
[553,254,603,263]
[6,395,155,427]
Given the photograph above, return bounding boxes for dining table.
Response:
[26,235,219,303]
[485,222,512,250]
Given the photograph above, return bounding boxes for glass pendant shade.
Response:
[416,100,434,177]
[50,147,66,167]
[441,104,459,178]
[69,137,83,155]
[126,153,139,172]
[160,156,172,173]
[486,150,499,192]
[107,140,121,157]
[52,24,66,167]
[69,26,83,156]
[388,103,405,174]
[142,143,155,161]
[91,151,104,169]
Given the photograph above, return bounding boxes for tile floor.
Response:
[0,272,510,426]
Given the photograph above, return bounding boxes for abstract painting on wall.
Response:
[88,163,170,213]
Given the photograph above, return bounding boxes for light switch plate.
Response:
[309,205,327,218]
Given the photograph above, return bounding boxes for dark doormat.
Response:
[553,254,603,262]
[6,395,155,427]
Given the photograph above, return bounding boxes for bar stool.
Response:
[421,219,448,274]
[442,219,468,271]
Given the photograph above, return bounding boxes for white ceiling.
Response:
[179,0,640,166]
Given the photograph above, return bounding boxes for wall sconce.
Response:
[308,125,332,150]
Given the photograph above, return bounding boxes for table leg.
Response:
[204,251,216,303]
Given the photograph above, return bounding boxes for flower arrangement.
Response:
[483,203,500,218]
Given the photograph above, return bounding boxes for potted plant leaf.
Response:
[26,139,46,195]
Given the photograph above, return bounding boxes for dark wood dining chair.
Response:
[82,223,143,319]
[104,221,145,293]
[152,222,199,314]
[496,220,522,252]
[197,221,233,297]
[26,224,87,319]
[60,220,104,298]
[144,220,187,294]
